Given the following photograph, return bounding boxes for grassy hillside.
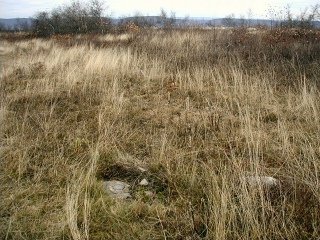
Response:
[1,28,320,239]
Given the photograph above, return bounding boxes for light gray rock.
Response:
[139,178,149,186]
[104,180,131,199]
[243,176,279,188]
[137,166,148,172]
[144,191,154,197]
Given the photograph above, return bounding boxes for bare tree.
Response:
[247,8,253,27]
[222,14,236,27]
[157,9,176,29]
[33,11,53,36]
[88,0,109,33]
[297,4,320,29]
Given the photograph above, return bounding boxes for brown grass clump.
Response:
[1,28,320,239]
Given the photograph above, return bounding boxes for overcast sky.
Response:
[0,0,318,19]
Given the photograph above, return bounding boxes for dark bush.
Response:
[33,0,111,37]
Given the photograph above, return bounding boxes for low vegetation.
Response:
[1,26,320,239]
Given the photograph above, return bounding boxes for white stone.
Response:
[243,176,279,188]
[139,179,149,186]
[137,166,148,172]
[144,191,154,197]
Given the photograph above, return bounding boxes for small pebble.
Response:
[139,178,149,186]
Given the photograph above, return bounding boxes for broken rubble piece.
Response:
[139,178,149,186]
[243,176,280,188]
[104,180,131,199]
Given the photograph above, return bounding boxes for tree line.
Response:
[1,1,319,36]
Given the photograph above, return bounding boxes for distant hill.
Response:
[0,18,33,30]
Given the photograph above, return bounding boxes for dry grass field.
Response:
[1,28,320,239]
